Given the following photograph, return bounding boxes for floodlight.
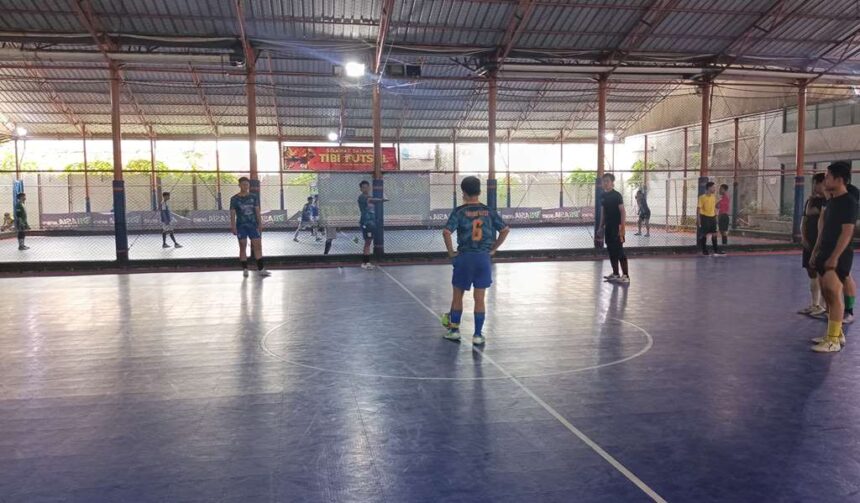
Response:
[15,126,27,137]
[344,61,366,78]
[327,131,339,142]
[604,132,615,142]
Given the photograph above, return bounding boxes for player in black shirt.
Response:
[809,162,857,352]
[798,173,826,317]
[598,173,629,284]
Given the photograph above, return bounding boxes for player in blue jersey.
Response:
[357,180,387,269]
[293,196,318,242]
[440,176,510,345]
[230,177,270,277]
[160,192,182,249]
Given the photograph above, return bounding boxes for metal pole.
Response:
[372,81,384,258]
[110,62,128,264]
[792,81,807,243]
[82,124,91,213]
[643,134,648,191]
[452,131,458,208]
[247,58,259,194]
[682,127,688,225]
[150,137,157,210]
[612,140,616,173]
[215,133,222,210]
[732,117,740,230]
[698,79,712,196]
[487,71,498,210]
[506,130,511,208]
[559,131,564,208]
[14,137,20,179]
[595,74,607,246]
[278,137,285,210]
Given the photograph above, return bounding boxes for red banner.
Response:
[283,146,398,171]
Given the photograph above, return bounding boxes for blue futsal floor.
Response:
[1,254,859,501]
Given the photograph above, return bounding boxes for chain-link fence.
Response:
[10,95,853,263]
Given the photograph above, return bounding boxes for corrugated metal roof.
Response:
[0,0,855,142]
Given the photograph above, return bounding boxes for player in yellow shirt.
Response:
[697,182,724,256]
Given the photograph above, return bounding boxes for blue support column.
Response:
[373,178,384,259]
[113,180,128,263]
[486,178,498,210]
[593,178,603,248]
[698,176,709,196]
[792,176,804,242]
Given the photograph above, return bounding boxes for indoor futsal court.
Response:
[2,254,859,502]
[2,0,860,502]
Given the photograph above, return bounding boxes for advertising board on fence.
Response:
[41,210,297,231]
[427,206,594,226]
[40,206,595,231]
[283,146,398,171]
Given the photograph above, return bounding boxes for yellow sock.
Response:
[827,320,843,341]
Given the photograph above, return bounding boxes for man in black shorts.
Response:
[798,173,826,317]
[598,173,629,284]
[697,182,724,256]
[810,162,857,353]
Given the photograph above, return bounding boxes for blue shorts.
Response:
[452,252,493,291]
[237,224,261,240]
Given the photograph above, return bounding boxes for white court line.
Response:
[379,266,668,503]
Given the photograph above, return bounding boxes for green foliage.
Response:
[1,152,38,172]
[626,159,657,188]
[565,170,597,185]
[63,160,113,172]
[126,159,171,173]
[288,172,317,194]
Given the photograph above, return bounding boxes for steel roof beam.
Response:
[20,63,86,136]
[808,27,860,84]
[609,0,682,66]
[265,52,284,138]
[72,0,154,137]
[508,80,551,135]
[189,66,219,136]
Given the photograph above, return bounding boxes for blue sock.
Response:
[474,312,485,336]
[450,310,462,331]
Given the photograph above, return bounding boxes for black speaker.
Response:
[385,64,405,77]
[405,65,421,78]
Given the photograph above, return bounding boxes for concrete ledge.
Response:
[0,242,802,277]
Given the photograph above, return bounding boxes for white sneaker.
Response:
[843,313,855,324]
[243,269,249,278]
[809,305,826,317]
[443,330,461,341]
[714,251,727,257]
[361,263,376,270]
[603,274,620,282]
[811,332,846,345]
[811,338,842,353]
[473,335,485,345]
[616,275,630,284]
[258,269,272,277]
[798,305,816,315]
